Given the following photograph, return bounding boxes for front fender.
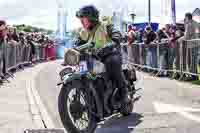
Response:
[63,73,82,84]
[63,71,99,84]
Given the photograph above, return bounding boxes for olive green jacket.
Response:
[73,22,122,49]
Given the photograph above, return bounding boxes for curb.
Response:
[26,62,55,129]
[142,71,200,89]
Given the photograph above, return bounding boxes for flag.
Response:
[171,0,176,24]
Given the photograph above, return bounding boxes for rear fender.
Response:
[63,73,82,84]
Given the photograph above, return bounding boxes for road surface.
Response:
[35,61,200,133]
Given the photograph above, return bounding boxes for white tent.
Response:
[193,8,200,23]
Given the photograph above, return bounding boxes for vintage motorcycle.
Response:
[58,42,141,133]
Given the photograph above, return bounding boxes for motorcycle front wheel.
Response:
[58,80,97,133]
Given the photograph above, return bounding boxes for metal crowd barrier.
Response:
[5,44,32,71]
[2,39,199,80]
[180,39,200,78]
[122,39,200,80]
[34,43,45,61]
[45,44,57,61]
[0,42,58,80]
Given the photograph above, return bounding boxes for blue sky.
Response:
[0,0,198,30]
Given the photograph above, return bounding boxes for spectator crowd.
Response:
[125,12,200,80]
[0,20,56,83]
[0,12,199,82]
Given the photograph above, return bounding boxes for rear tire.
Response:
[120,99,134,116]
[58,80,97,133]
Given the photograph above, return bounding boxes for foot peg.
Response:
[134,88,142,92]
[57,82,63,86]
[129,88,142,95]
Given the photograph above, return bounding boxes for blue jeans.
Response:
[146,48,157,69]
[159,49,168,70]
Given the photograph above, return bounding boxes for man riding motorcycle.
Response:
[63,5,131,105]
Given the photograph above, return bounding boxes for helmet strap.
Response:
[88,21,99,31]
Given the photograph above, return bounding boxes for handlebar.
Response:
[74,42,116,61]
[75,42,95,51]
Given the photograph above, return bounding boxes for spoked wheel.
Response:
[68,88,90,130]
[58,80,97,133]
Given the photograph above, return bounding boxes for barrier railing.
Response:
[2,39,199,81]
[122,39,200,80]
[179,39,200,79]
[0,42,58,80]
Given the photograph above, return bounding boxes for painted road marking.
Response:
[154,101,200,123]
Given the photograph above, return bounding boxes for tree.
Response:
[47,30,53,34]
[12,24,54,34]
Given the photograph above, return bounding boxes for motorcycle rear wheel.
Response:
[120,97,134,116]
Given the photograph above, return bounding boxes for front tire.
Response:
[58,80,97,133]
